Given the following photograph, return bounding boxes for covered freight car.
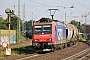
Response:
[32,18,78,52]
[63,23,78,42]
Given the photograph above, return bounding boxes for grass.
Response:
[0,48,5,57]
[0,45,35,58]
[78,34,86,41]
[12,45,35,55]
[0,40,34,58]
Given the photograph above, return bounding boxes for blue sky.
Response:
[0,0,90,24]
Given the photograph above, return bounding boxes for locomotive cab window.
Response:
[34,24,52,34]
[34,26,42,34]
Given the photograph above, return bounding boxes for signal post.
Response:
[5,8,14,55]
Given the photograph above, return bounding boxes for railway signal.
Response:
[78,22,80,26]
[5,8,15,55]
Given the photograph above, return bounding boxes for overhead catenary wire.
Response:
[60,0,67,6]
[0,5,50,7]
[74,0,90,10]
[29,0,50,8]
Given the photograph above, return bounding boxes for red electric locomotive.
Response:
[32,18,56,51]
[32,18,78,52]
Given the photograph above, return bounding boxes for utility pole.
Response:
[18,0,20,41]
[22,3,25,22]
[85,13,87,24]
[82,13,90,24]
[84,14,87,39]
[82,13,90,39]
[32,13,33,26]
[18,0,20,19]
[65,12,66,23]
[82,14,84,24]
[22,3,25,37]
[57,4,75,23]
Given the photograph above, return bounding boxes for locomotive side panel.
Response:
[55,25,66,44]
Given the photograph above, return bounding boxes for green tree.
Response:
[5,15,23,42]
[79,25,84,33]
[10,15,19,30]
[26,20,33,30]
[70,20,84,33]
[22,20,35,31]
[5,15,22,30]
[0,17,8,29]
[70,20,79,27]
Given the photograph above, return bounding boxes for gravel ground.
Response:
[0,41,89,60]
[29,42,89,60]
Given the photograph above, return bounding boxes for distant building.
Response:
[84,25,90,39]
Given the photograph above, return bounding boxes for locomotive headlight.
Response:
[48,43,52,45]
[47,38,52,42]
[34,39,39,41]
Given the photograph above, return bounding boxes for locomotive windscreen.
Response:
[34,24,52,34]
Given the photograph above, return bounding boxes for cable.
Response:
[74,0,90,10]
[60,0,67,6]
[0,5,58,8]
[29,0,50,8]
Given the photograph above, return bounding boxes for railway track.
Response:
[1,41,89,60]
[17,53,39,60]
[15,43,90,60]
[61,47,90,60]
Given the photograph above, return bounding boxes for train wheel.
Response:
[69,42,73,46]
[64,43,67,48]
[67,42,70,47]
[51,46,55,52]
[60,45,63,50]
[58,45,61,50]
[51,48,54,52]
[70,42,75,46]
[72,41,74,45]
[73,41,76,45]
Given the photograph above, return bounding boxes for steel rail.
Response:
[61,47,90,60]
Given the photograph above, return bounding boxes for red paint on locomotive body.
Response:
[32,21,56,45]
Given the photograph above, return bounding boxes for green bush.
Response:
[78,34,86,41]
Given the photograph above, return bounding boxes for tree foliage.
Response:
[5,15,22,30]
[10,15,19,30]
[70,20,84,33]
[0,17,8,29]
[21,20,35,31]
[79,25,84,33]
[70,20,79,27]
